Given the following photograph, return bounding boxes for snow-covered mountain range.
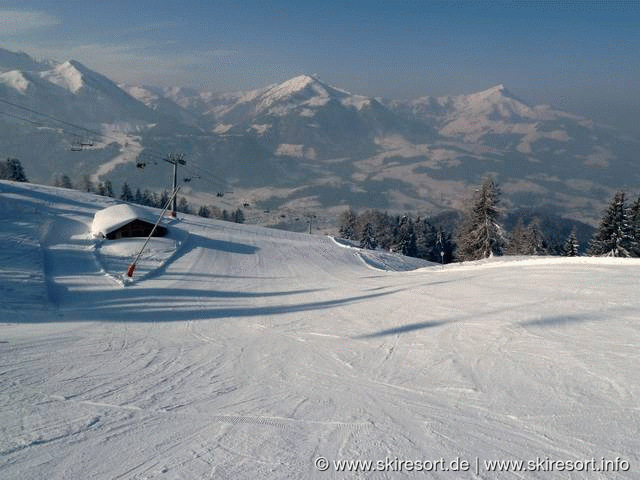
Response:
[1,47,638,225]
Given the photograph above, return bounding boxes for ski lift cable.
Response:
[187,160,232,187]
[0,97,152,150]
[0,97,107,140]
[182,164,231,190]
[0,98,236,191]
[0,108,55,130]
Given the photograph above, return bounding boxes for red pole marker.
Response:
[126,263,137,278]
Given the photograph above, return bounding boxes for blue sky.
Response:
[1,1,638,131]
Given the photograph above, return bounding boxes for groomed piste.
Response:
[1,180,639,479]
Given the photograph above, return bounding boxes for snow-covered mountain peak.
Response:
[0,69,30,94]
[40,60,85,93]
[440,83,538,123]
[464,83,524,105]
[260,74,331,107]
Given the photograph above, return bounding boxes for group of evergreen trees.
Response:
[0,158,28,182]
[119,181,245,223]
[196,204,245,223]
[339,177,640,262]
[52,174,245,224]
[454,177,640,260]
[338,208,454,263]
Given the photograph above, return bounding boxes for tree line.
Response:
[338,209,455,263]
[339,177,640,262]
[52,173,245,224]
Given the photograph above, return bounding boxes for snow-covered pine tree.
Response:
[415,218,437,260]
[455,177,505,261]
[563,229,579,256]
[338,209,357,240]
[396,216,417,257]
[588,191,634,257]
[360,222,378,250]
[506,218,528,255]
[525,218,548,255]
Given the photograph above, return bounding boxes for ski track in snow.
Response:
[1,180,640,479]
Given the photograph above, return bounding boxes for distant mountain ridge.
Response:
[1,47,638,226]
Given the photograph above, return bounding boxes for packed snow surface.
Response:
[1,181,640,479]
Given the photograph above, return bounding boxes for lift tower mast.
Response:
[163,153,186,217]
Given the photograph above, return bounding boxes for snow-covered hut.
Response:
[91,204,168,240]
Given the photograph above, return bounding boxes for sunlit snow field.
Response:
[1,180,639,479]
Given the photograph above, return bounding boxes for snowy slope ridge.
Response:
[2,181,640,479]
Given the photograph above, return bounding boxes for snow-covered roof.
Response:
[91,203,164,237]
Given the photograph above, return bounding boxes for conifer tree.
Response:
[104,180,114,197]
[159,190,170,208]
[120,182,134,202]
[360,222,378,250]
[177,197,192,214]
[198,206,211,218]
[81,174,94,193]
[589,191,634,257]
[396,217,417,257]
[563,229,579,257]
[0,158,28,182]
[142,190,154,206]
[455,177,505,261]
[506,218,528,255]
[338,209,358,240]
[525,218,548,255]
[415,218,437,260]
[232,208,245,224]
[54,174,74,189]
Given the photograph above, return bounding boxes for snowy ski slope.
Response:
[1,180,640,479]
